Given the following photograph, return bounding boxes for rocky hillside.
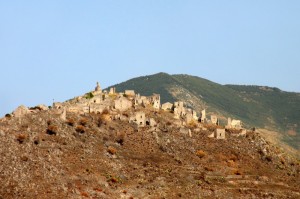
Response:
[108,73,300,150]
[0,103,299,198]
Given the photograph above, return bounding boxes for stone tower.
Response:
[95,82,102,92]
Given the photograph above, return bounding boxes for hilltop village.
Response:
[2,82,300,198]
[13,82,246,139]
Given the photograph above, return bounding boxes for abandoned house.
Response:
[114,97,132,112]
[208,128,226,139]
[135,112,146,127]
[174,101,186,119]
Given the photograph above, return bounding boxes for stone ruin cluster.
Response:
[10,82,247,139]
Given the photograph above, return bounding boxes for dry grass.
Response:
[188,120,198,128]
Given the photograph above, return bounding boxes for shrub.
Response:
[85,92,94,99]
[21,156,29,161]
[116,137,124,145]
[93,188,102,192]
[16,133,27,144]
[107,146,117,155]
[47,125,58,135]
[116,132,125,145]
[105,173,120,184]
[196,150,206,158]
[204,167,214,172]
[5,114,11,118]
[265,155,272,162]
[33,137,40,145]
[102,109,109,115]
[66,118,75,126]
[75,125,85,133]
[97,116,103,127]
[233,169,242,175]
[80,192,89,198]
[79,118,88,126]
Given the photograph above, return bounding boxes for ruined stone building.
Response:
[231,119,242,129]
[109,87,116,95]
[135,112,146,127]
[200,109,206,122]
[161,102,173,111]
[174,101,186,119]
[216,129,226,139]
[226,118,242,129]
[149,94,161,109]
[94,82,102,95]
[114,97,132,112]
[208,128,226,139]
[211,115,218,125]
[186,109,198,124]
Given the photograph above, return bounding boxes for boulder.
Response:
[13,105,30,117]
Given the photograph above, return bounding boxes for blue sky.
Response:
[1,1,300,116]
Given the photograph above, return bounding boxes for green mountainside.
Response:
[108,72,300,150]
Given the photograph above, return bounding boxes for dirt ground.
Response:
[0,108,299,199]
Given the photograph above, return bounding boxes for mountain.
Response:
[108,72,300,151]
[1,98,299,198]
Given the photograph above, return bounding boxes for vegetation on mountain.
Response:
[109,72,300,150]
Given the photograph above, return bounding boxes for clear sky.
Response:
[1,1,300,116]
